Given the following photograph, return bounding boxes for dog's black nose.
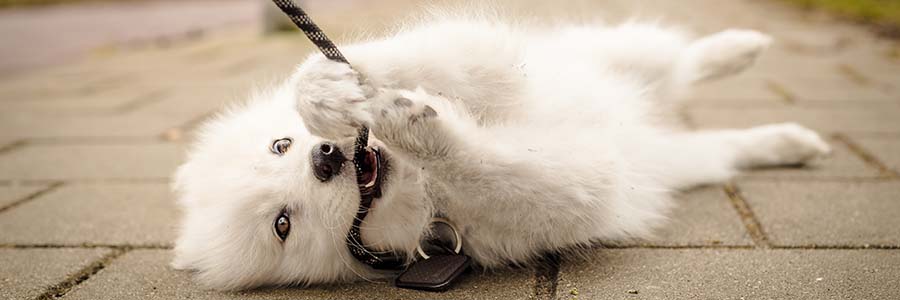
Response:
[311,142,346,182]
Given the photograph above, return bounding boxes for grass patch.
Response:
[782,0,900,36]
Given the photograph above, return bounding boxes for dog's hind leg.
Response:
[550,25,770,97]
[626,123,830,189]
[547,24,690,93]
[677,29,772,84]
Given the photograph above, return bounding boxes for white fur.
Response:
[172,15,829,291]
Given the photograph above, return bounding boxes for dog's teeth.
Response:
[365,173,377,187]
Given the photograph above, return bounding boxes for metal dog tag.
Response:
[394,254,471,292]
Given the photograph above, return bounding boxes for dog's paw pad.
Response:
[394,97,413,107]
[422,105,437,118]
[409,105,438,124]
[372,88,444,127]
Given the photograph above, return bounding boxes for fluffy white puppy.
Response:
[172,15,830,290]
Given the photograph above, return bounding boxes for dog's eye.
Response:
[271,138,292,156]
[273,212,291,242]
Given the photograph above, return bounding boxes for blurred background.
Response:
[2,0,898,76]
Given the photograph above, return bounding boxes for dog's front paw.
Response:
[293,58,374,138]
[365,88,456,158]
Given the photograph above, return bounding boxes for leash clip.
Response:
[416,217,463,259]
[396,217,471,292]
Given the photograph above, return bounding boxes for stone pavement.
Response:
[1,0,899,299]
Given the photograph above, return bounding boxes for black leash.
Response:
[270,0,348,63]
[269,0,396,270]
[269,1,471,291]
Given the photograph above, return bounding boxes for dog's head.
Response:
[172,80,431,290]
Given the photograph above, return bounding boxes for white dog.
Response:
[172,13,830,290]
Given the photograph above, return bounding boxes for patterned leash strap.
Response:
[269,0,369,177]
[270,0,348,63]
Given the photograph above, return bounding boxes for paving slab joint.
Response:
[0,139,28,155]
[601,244,900,250]
[532,252,561,300]
[114,88,172,114]
[0,243,173,250]
[0,178,171,186]
[33,248,129,300]
[763,79,796,104]
[836,64,870,86]
[603,244,755,249]
[774,244,900,250]
[723,184,771,248]
[0,181,65,214]
[833,133,900,179]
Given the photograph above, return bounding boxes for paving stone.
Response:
[767,23,863,53]
[556,249,900,300]
[625,186,752,247]
[832,47,900,87]
[686,76,786,104]
[0,71,130,104]
[0,143,182,181]
[749,56,840,83]
[0,248,111,300]
[741,137,881,179]
[688,104,900,134]
[0,111,205,140]
[685,98,787,110]
[0,183,177,245]
[689,54,895,106]
[852,136,900,174]
[776,75,896,102]
[54,30,301,91]
[133,86,250,117]
[0,184,50,209]
[63,249,536,300]
[0,86,171,114]
[737,181,900,247]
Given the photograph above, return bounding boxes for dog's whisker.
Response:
[350,218,395,232]
[325,212,380,284]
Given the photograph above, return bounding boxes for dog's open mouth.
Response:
[356,147,385,198]
[348,145,404,270]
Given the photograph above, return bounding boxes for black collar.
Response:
[344,191,408,270]
[346,129,408,271]
[346,138,461,271]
